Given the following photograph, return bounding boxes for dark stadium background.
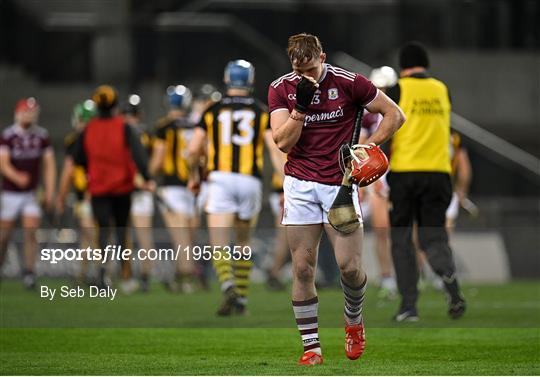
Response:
[0,2,539,375]
[0,0,538,279]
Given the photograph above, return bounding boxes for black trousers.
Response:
[91,194,132,252]
[387,172,456,309]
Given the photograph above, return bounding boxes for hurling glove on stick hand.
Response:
[294,76,318,113]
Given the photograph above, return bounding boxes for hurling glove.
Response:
[294,77,318,114]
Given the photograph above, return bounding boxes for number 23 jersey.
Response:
[197,95,269,178]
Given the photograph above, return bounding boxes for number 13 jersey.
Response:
[197,95,269,178]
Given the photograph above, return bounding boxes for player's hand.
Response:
[357,142,376,150]
[294,76,318,114]
[188,178,201,196]
[140,180,156,193]
[13,171,30,189]
[351,143,380,164]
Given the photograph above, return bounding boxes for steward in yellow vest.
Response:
[385,41,466,322]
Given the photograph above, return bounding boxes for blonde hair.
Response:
[287,33,323,65]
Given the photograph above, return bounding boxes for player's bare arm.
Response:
[270,108,304,153]
[270,76,318,152]
[187,126,207,193]
[364,91,405,145]
[148,139,165,177]
[42,148,56,210]
[455,148,472,201]
[0,150,30,189]
[271,65,320,153]
[56,156,74,213]
[264,129,287,178]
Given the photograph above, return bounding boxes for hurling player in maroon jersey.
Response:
[268,33,405,365]
[0,98,56,289]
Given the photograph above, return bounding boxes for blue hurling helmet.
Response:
[224,59,255,90]
[166,85,192,110]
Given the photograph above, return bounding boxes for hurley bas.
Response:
[40,285,117,301]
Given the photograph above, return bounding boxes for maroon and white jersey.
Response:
[0,124,52,192]
[360,109,383,139]
[268,64,377,185]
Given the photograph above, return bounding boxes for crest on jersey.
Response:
[328,88,339,100]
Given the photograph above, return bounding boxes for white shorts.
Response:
[282,175,362,225]
[269,192,283,218]
[131,191,154,216]
[196,182,209,215]
[0,191,41,221]
[446,192,459,220]
[159,186,196,217]
[205,171,262,220]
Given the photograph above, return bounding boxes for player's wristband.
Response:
[294,104,308,114]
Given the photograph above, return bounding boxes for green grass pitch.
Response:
[1,280,539,375]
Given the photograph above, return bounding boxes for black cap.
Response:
[399,42,429,69]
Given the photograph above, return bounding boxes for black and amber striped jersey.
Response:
[64,131,87,199]
[154,116,194,186]
[197,95,269,178]
[137,125,153,156]
[125,121,153,160]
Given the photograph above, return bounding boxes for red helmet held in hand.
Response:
[349,144,389,187]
